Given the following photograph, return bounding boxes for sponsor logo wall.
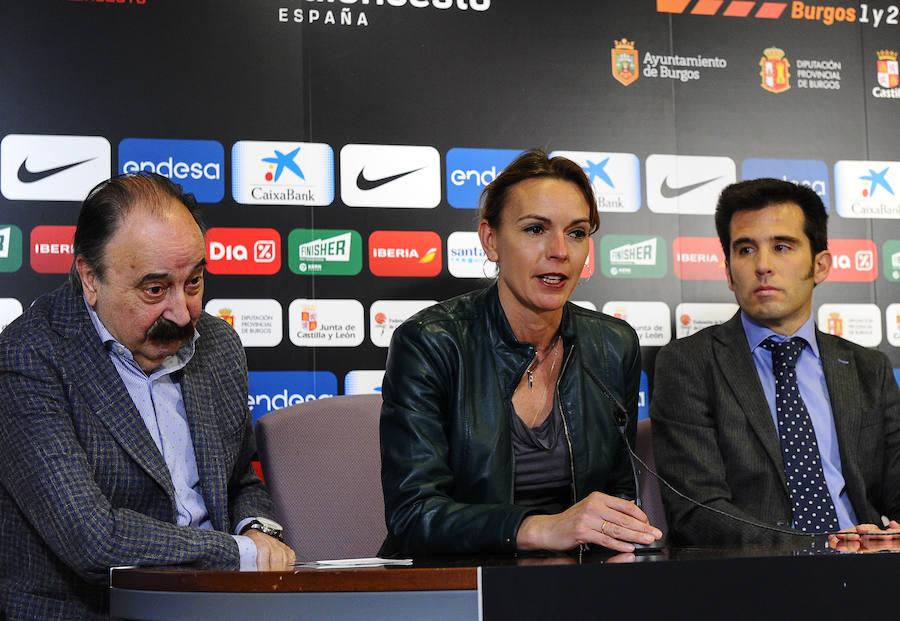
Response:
[1,2,898,423]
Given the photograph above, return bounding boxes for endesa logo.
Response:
[673,237,727,280]
[742,158,830,209]
[247,371,337,425]
[119,138,224,203]
[30,226,76,273]
[825,239,878,282]
[205,228,281,275]
[369,230,442,277]
[446,148,521,209]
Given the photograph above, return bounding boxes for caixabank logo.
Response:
[247,371,337,425]
[205,228,281,275]
[834,160,900,218]
[551,150,641,213]
[119,138,224,203]
[288,228,362,276]
[0,225,23,273]
[30,225,76,273]
[369,230,442,277]
[599,235,667,279]
[232,141,334,206]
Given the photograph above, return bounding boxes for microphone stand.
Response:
[582,365,665,552]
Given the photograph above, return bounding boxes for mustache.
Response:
[145,317,194,344]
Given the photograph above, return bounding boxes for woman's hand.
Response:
[515,491,663,553]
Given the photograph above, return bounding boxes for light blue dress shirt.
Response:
[741,311,858,529]
[85,300,258,569]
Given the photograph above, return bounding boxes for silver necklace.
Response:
[525,335,561,389]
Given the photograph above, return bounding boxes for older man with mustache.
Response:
[0,172,294,621]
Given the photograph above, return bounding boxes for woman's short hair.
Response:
[478,149,599,233]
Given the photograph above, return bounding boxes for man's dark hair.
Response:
[479,149,599,234]
[69,172,205,293]
[715,178,828,259]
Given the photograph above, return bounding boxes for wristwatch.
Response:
[241,517,284,541]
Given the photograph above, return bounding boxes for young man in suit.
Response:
[0,173,295,620]
[650,178,900,545]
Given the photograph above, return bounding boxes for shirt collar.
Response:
[740,310,820,359]
[83,296,199,374]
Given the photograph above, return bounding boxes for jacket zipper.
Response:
[557,344,576,504]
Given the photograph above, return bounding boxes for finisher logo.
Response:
[288,228,362,276]
[30,225,76,274]
[0,225,23,273]
[232,141,334,206]
[446,147,521,208]
[369,230,442,277]
[119,138,224,203]
[247,370,336,425]
[205,228,281,275]
[600,235,667,278]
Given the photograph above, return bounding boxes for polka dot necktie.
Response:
[761,337,839,534]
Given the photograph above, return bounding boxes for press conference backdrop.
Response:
[1,1,899,424]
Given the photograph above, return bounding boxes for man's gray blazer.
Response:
[0,284,276,620]
[650,312,900,545]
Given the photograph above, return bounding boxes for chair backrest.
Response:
[255,394,385,560]
[635,418,668,540]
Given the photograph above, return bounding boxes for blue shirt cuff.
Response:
[232,534,258,571]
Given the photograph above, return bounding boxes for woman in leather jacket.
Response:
[379,150,663,556]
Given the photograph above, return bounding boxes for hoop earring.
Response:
[482,258,499,279]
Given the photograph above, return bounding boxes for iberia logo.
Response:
[369,230,442,277]
[30,225,76,274]
[877,50,899,88]
[673,237,727,280]
[611,38,639,86]
[760,47,791,93]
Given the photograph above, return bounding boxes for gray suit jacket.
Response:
[0,284,276,620]
[650,312,900,545]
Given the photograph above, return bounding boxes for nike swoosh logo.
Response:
[17,157,96,184]
[356,167,423,191]
[659,175,721,199]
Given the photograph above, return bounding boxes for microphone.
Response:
[580,364,858,543]
[582,364,664,551]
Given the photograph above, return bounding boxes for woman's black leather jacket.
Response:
[379,284,641,555]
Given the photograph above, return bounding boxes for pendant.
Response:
[527,369,534,389]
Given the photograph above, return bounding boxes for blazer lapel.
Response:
[57,294,175,502]
[712,313,788,490]
[181,347,230,532]
[817,331,862,492]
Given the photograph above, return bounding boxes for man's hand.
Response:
[244,529,296,570]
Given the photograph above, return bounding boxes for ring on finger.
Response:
[600,520,607,535]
